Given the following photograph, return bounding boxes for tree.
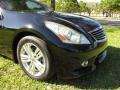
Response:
[79,1,87,13]
[99,0,120,17]
[51,0,55,10]
[40,0,50,6]
[56,0,80,13]
[39,0,56,10]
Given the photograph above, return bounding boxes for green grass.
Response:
[0,26,120,90]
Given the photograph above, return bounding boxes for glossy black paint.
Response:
[0,0,107,79]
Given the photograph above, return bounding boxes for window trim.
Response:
[0,0,49,12]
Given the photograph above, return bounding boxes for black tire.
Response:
[17,36,55,80]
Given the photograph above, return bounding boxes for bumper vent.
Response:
[89,27,107,42]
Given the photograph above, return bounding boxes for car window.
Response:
[0,0,47,12]
[25,0,45,10]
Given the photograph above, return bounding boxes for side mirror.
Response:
[47,8,54,15]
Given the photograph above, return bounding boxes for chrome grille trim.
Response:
[89,26,107,42]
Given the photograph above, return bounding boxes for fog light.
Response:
[81,61,88,67]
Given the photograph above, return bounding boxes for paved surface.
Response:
[97,20,120,27]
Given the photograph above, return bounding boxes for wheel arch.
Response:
[12,30,46,63]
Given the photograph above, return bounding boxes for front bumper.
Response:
[48,40,108,79]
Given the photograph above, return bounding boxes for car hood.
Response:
[54,12,101,32]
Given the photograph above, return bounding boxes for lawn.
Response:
[0,26,120,90]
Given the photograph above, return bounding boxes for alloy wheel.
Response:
[20,42,46,77]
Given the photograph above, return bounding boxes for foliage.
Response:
[99,0,120,13]
[39,0,51,7]
[39,0,99,16]
[79,1,87,13]
[39,0,120,15]
[56,0,79,13]
[86,3,97,16]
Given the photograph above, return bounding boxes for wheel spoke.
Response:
[34,60,45,73]
[21,54,31,63]
[34,47,40,56]
[35,54,43,60]
[23,43,33,56]
[29,62,32,71]
[34,48,43,60]
[29,62,36,75]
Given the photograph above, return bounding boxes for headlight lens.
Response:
[45,21,90,44]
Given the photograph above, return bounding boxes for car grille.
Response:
[89,27,107,42]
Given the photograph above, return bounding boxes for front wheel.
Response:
[17,36,54,80]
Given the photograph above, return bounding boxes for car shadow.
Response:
[47,46,120,89]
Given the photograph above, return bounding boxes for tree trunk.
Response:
[51,0,55,11]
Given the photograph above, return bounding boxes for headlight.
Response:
[45,21,90,44]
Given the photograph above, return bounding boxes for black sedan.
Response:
[0,0,108,80]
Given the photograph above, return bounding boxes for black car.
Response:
[0,0,108,80]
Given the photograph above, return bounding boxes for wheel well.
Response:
[12,32,56,75]
[12,32,37,63]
